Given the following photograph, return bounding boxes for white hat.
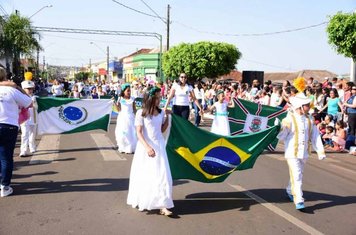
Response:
[132,80,138,85]
[324,77,329,80]
[21,80,35,89]
[289,93,311,109]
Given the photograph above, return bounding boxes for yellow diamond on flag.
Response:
[175,138,251,180]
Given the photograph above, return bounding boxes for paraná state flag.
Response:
[228,98,287,151]
[37,97,112,135]
[165,114,281,183]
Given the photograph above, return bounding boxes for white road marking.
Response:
[228,183,324,235]
[30,135,60,164]
[90,133,126,161]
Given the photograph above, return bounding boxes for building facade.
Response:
[132,53,160,82]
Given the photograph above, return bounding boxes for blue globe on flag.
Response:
[63,106,83,121]
[199,146,241,176]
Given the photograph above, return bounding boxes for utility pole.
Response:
[42,56,45,77]
[107,46,110,82]
[166,4,170,51]
[351,59,356,83]
[351,9,356,83]
[36,47,40,79]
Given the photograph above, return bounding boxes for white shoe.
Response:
[160,208,173,216]
[1,185,13,197]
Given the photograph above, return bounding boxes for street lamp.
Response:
[29,5,53,19]
[90,42,110,82]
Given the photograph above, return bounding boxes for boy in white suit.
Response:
[277,92,326,210]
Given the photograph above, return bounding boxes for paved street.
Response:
[0,117,355,235]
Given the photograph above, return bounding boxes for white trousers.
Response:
[286,158,307,204]
[20,124,36,154]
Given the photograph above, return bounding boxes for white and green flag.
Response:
[36,97,113,135]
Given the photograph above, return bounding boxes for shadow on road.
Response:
[13,171,58,179]
[13,158,76,171]
[11,178,129,195]
[173,180,190,186]
[173,189,356,215]
[33,147,116,156]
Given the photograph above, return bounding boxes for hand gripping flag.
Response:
[37,97,113,135]
[165,114,281,183]
[228,98,287,151]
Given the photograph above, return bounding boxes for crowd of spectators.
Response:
[21,74,356,154]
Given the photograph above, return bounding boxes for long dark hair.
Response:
[120,85,130,97]
[141,86,161,117]
[178,73,187,85]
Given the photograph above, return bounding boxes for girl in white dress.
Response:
[209,90,234,136]
[114,84,137,154]
[127,86,174,216]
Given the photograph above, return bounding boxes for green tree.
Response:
[0,13,41,77]
[326,12,356,61]
[74,72,90,82]
[162,41,241,81]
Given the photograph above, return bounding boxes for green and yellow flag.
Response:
[165,114,281,183]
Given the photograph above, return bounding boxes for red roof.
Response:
[218,70,242,82]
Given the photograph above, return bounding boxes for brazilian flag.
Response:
[166,114,281,183]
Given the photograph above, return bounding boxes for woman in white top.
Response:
[51,79,63,97]
[0,67,32,197]
[164,73,203,120]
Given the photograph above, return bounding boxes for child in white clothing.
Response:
[113,83,137,154]
[127,86,173,216]
[19,80,37,157]
[209,90,234,136]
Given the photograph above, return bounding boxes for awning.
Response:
[99,68,107,75]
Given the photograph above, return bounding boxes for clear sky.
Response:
[1,0,355,74]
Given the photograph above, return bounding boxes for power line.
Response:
[174,21,328,37]
[41,33,157,46]
[137,0,170,50]
[0,4,8,17]
[110,0,327,37]
[139,0,166,24]
[241,58,296,71]
[111,0,165,20]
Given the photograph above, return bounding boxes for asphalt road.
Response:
[0,117,355,235]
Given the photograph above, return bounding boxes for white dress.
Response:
[115,97,137,153]
[127,109,174,211]
[211,101,231,136]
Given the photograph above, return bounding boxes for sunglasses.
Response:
[180,76,187,78]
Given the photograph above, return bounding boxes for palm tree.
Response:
[0,12,41,80]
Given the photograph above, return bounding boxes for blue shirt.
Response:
[347,95,356,114]
[327,97,339,116]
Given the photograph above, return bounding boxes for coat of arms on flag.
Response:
[243,114,268,133]
[228,98,287,151]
